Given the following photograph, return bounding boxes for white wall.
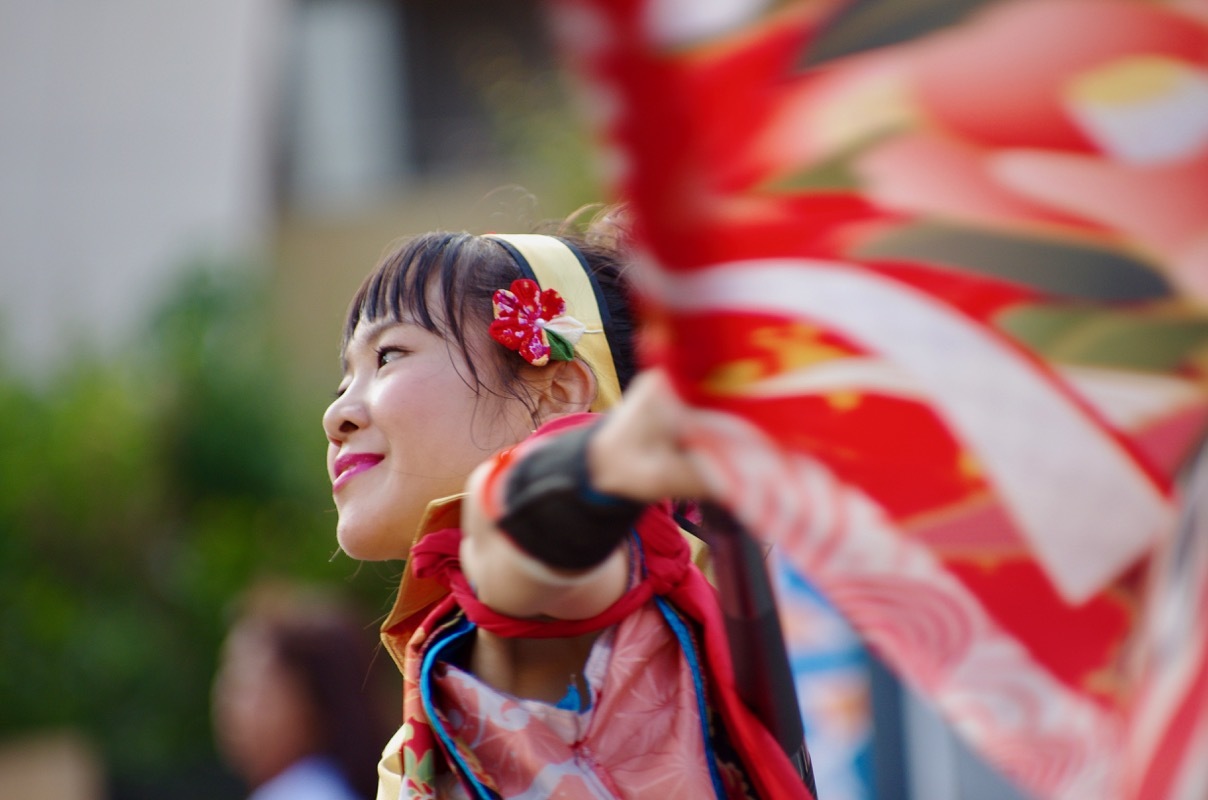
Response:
[0,0,287,373]
[285,0,407,211]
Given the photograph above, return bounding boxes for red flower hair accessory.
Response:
[489,279,587,366]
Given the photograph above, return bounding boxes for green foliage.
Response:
[0,263,389,792]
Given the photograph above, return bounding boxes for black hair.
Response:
[268,612,386,800]
[341,218,637,411]
[226,582,392,800]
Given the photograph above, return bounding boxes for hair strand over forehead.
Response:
[339,226,638,400]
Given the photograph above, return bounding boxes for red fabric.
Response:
[408,509,672,639]
[542,1,1208,797]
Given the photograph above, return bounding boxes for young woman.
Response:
[322,222,811,799]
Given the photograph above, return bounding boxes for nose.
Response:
[322,387,368,443]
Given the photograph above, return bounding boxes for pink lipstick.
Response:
[332,452,384,491]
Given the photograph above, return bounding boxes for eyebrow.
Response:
[339,317,413,371]
[360,318,409,346]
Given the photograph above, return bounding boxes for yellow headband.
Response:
[486,234,622,412]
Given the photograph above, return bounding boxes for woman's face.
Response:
[212,625,316,786]
[322,310,533,560]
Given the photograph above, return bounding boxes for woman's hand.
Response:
[588,369,714,502]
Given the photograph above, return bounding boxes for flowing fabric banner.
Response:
[543,1,1208,797]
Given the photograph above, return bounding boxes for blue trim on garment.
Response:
[654,596,728,799]
[630,528,646,578]
[419,615,500,800]
[554,680,588,712]
[577,480,633,507]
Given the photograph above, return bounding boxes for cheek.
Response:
[325,442,338,479]
[213,663,270,746]
[383,367,522,453]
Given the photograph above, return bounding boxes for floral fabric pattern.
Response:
[390,603,755,799]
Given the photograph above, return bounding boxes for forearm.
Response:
[459,420,643,619]
[497,423,645,568]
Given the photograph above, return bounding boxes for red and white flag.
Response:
[544,1,1208,797]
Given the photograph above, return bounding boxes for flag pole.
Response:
[698,502,819,797]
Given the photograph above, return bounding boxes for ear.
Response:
[531,358,598,425]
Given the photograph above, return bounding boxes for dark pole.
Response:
[699,502,819,797]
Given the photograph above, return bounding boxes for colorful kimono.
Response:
[374,420,812,800]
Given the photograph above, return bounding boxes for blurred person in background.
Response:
[211,580,390,800]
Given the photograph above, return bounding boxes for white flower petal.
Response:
[544,315,586,345]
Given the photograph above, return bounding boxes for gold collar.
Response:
[379,493,465,669]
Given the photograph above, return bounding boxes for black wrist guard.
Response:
[497,422,646,571]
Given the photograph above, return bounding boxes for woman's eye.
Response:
[376,346,407,367]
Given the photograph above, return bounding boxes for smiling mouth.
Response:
[333,453,384,491]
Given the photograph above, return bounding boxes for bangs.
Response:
[339,233,524,382]
[342,232,469,348]
[334,223,637,411]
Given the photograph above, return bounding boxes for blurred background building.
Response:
[0,0,1028,798]
[1,0,594,385]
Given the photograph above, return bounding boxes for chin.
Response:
[336,518,409,562]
